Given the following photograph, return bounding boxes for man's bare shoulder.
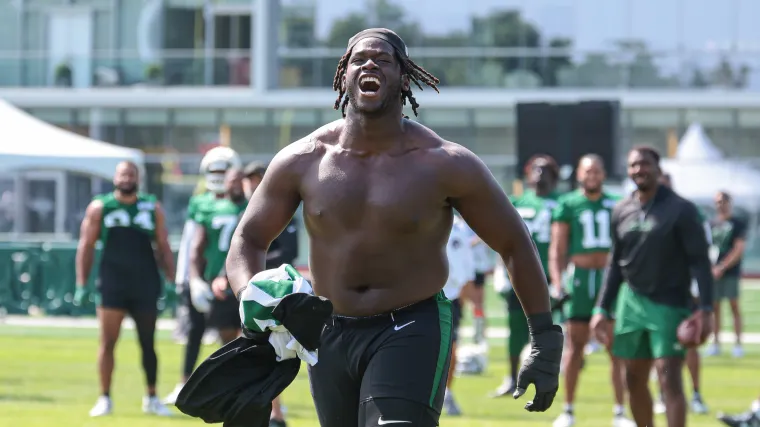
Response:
[271,122,341,173]
[405,120,475,161]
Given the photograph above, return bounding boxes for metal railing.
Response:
[1,47,759,90]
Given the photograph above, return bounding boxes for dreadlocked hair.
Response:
[332,49,440,118]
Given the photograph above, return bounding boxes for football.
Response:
[677,316,701,347]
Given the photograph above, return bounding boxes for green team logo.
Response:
[625,217,655,233]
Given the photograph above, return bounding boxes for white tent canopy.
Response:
[0,99,144,179]
[661,122,760,209]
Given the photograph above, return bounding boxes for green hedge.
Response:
[0,242,177,316]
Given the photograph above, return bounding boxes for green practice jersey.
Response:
[187,192,215,222]
[552,190,620,256]
[195,198,247,281]
[510,190,562,276]
[97,192,157,242]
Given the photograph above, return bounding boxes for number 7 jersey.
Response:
[552,190,620,255]
[194,198,248,281]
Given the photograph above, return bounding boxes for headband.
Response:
[347,28,409,58]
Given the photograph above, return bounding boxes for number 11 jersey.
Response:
[552,190,620,256]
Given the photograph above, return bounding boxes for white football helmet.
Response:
[200,146,242,194]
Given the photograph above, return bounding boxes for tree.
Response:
[558,40,678,88]
[709,57,749,88]
[470,10,573,87]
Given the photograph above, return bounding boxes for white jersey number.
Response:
[528,209,552,244]
[103,209,155,231]
[579,209,612,249]
[211,214,239,252]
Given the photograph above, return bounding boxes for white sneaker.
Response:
[89,396,113,417]
[553,412,575,427]
[162,383,185,405]
[654,396,666,415]
[143,396,173,416]
[585,340,601,355]
[691,395,709,414]
[704,343,720,357]
[732,345,744,358]
[613,415,637,427]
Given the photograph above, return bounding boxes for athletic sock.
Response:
[473,309,485,343]
[751,399,760,414]
[563,403,574,415]
[693,390,701,400]
[613,404,624,416]
[148,391,156,398]
[102,392,110,398]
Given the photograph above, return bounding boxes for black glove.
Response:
[513,313,564,412]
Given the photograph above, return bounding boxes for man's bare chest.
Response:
[301,154,446,233]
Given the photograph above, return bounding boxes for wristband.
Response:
[526,312,554,334]
[235,285,248,302]
[592,306,610,318]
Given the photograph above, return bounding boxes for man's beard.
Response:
[346,82,398,116]
[117,183,137,195]
[582,184,602,194]
[231,191,245,203]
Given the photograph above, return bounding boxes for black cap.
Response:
[243,162,267,178]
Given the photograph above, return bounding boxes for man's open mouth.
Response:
[359,75,381,96]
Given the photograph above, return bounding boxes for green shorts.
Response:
[562,264,604,322]
[612,284,691,360]
[714,275,740,301]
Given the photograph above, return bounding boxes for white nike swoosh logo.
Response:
[393,321,415,331]
[378,417,412,425]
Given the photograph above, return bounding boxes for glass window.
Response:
[76,108,123,144]
[222,109,274,154]
[29,108,74,126]
[418,109,474,149]
[736,110,760,157]
[271,109,319,152]
[473,108,515,156]
[172,109,221,153]
[123,109,169,151]
[629,109,681,156]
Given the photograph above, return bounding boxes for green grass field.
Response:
[1,324,758,427]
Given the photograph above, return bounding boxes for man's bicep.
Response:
[449,152,527,255]
[80,201,103,245]
[551,222,569,245]
[154,203,171,246]
[238,159,302,250]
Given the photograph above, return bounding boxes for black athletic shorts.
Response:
[208,294,241,330]
[451,298,462,343]
[98,266,161,315]
[309,292,454,427]
[473,272,486,288]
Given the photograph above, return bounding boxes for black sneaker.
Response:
[717,409,760,427]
